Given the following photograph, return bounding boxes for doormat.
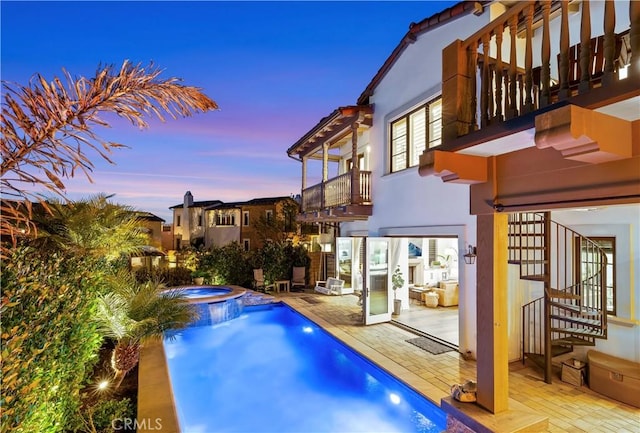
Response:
[406,337,455,355]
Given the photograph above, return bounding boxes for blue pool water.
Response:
[164,303,447,433]
[181,286,231,299]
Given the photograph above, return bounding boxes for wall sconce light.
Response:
[464,245,477,265]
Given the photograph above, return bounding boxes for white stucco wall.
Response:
[553,204,640,362]
[340,11,490,357]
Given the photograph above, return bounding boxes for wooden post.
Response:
[350,121,361,206]
[468,44,478,130]
[476,212,510,414]
[442,40,472,142]
[630,0,640,78]
[602,0,616,86]
[481,34,490,127]
[322,143,328,210]
[495,29,503,122]
[301,156,307,212]
[579,0,592,94]
[540,0,551,107]
[558,2,570,99]
[507,16,518,119]
[524,4,534,113]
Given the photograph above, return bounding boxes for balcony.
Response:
[433,0,639,156]
[287,105,374,223]
[299,170,372,222]
[420,0,639,213]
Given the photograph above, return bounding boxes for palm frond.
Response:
[1,60,218,256]
[94,292,134,341]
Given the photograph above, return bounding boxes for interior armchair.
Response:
[434,281,458,307]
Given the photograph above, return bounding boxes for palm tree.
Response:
[95,272,198,388]
[30,194,148,261]
[1,60,218,256]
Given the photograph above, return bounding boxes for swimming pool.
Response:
[164,302,447,432]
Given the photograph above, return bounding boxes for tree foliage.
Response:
[1,247,104,433]
[1,60,218,254]
[94,274,199,388]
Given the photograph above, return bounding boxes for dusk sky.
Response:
[2,1,457,222]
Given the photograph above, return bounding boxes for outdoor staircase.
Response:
[508,212,608,383]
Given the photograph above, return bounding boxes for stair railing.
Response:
[514,212,608,379]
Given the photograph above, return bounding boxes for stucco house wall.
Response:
[341,10,489,357]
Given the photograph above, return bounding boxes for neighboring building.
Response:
[134,212,164,249]
[126,212,167,270]
[169,191,223,249]
[161,223,173,251]
[170,192,306,251]
[288,0,639,422]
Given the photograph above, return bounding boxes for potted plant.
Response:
[191,270,209,285]
[392,266,405,315]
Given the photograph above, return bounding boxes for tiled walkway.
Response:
[279,291,640,433]
[138,289,640,433]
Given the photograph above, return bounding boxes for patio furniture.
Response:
[275,279,290,293]
[291,266,306,291]
[314,277,349,295]
[253,269,274,293]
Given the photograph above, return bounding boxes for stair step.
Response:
[551,327,605,338]
[524,353,545,368]
[508,246,546,250]
[508,221,545,226]
[550,302,601,316]
[522,274,546,281]
[551,336,596,346]
[525,345,573,367]
[550,314,602,327]
[548,289,581,300]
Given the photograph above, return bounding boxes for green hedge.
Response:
[1,247,103,433]
[196,241,311,288]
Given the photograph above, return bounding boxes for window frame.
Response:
[389,96,442,173]
[243,211,250,227]
[576,236,616,316]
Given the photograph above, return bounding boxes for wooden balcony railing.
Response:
[301,170,372,213]
[442,0,639,143]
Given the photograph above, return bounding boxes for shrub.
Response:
[133,266,192,286]
[1,247,104,433]
[90,397,134,432]
[199,242,252,286]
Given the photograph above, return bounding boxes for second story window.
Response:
[197,214,203,227]
[216,212,235,226]
[176,215,181,227]
[346,153,365,171]
[243,211,250,226]
[266,210,273,222]
[390,96,442,173]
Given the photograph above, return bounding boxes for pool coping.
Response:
[166,284,246,304]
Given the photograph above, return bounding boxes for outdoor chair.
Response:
[314,277,349,295]
[290,266,306,291]
[253,269,274,292]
